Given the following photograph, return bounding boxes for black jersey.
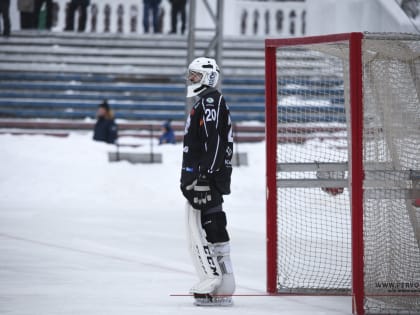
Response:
[180,88,233,195]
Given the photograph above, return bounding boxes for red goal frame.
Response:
[264,33,365,315]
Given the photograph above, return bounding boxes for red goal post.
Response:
[265,33,420,315]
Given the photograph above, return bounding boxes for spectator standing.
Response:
[93,100,118,144]
[18,0,35,29]
[143,0,161,33]
[159,120,176,144]
[169,0,186,34]
[0,0,11,36]
[64,0,90,32]
[34,0,53,30]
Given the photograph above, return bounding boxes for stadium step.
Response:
[0,31,345,139]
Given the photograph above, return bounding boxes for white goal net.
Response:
[265,33,420,315]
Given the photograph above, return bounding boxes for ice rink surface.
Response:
[0,133,351,314]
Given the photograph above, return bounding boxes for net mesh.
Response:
[274,34,420,313]
[361,34,420,314]
[276,43,352,293]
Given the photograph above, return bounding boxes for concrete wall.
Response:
[306,0,417,36]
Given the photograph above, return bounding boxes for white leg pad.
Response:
[185,203,236,296]
[212,242,236,296]
[185,202,223,294]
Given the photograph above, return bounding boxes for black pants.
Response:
[65,0,89,31]
[20,12,35,29]
[0,0,11,36]
[170,3,186,34]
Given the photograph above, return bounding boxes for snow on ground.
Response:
[0,132,351,314]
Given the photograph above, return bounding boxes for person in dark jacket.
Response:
[159,120,176,144]
[180,57,235,306]
[93,100,118,144]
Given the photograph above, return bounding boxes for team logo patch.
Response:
[206,97,214,104]
[226,147,233,156]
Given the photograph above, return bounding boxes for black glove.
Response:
[186,174,212,207]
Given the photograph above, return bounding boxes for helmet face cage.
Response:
[186,57,220,97]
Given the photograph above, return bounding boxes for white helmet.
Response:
[186,57,220,97]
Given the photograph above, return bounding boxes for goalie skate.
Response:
[193,293,233,307]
